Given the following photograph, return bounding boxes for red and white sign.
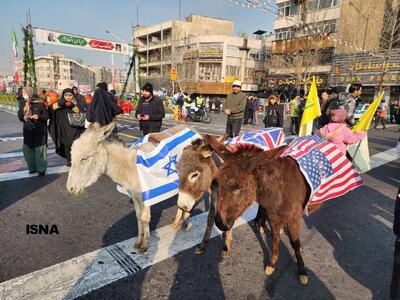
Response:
[89,40,114,51]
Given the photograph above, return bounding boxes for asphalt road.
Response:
[0,109,399,300]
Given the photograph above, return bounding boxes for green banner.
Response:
[57,35,87,47]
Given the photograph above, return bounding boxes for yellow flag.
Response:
[352,91,384,132]
[299,76,321,136]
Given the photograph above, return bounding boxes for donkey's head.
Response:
[213,152,259,232]
[206,136,288,232]
[66,122,116,195]
[176,134,227,213]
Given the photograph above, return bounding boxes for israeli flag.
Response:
[135,127,201,206]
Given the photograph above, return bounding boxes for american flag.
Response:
[281,135,364,205]
[226,128,285,151]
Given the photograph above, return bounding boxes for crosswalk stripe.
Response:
[0,147,397,299]
[0,149,56,159]
[0,136,23,142]
[0,201,258,300]
[0,165,69,182]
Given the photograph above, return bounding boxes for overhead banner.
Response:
[35,28,131,56]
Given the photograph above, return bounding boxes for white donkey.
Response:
[66,122,154,252]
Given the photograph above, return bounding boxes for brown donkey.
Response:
[205,135,322,285]
[175,137,267,256]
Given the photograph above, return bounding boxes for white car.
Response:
[354,103,370,120]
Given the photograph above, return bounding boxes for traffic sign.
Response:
[170,68,177,81]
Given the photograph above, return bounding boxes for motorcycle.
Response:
[186,105,211,124]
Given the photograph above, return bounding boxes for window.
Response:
[199,63,221,81]
[227,46,241,57]
[303,19,337,36]
[249,49,261,60]
[275,28,294,41]
[277,0,297,17]
[307,0,341,11]
[226,65,240,76]
[199,42,223,50]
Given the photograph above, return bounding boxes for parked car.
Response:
[354,103,370,120]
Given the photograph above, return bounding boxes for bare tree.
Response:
[268,4,336,92]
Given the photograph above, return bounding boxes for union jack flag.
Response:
[281,135,364,206]
[226,128,285,150]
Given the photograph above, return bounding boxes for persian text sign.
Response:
[35,28,130,55]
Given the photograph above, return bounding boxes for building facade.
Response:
[26,53,96,91]
[133,15,269,95]
[270,0,400,102]
[269,0,341,91]
[89,66,112,86]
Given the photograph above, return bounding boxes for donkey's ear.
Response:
[97,121,116,141]
[202,134,232,160]
[200,144,212,158]
[216,133,229,143]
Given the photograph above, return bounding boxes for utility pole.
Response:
[179,0,182,20]
[349,1,370,50]
[136,0,140,26]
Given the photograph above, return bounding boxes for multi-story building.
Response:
[269,0,341,92]
[330,0,400,101]
[133,15,270,95]
[271,0,400,102]
[89,66,112,86]
[25,53,96,91]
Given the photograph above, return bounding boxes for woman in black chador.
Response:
[48,88,85,166]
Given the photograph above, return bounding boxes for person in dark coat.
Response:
[87,82,122,126]
[72,86,85,107]
[48,88,86,166]
[263,95,283,127]
[17,87,49,176]
[244,96,254,125]
[391,187,400,299]
[135,83,165,136]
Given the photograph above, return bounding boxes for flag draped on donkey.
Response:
[129,127,285,207]
[135,127,201,206]
[226,128,284,150]
[282,135,364,207]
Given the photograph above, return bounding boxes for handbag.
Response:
[67,112,86,128]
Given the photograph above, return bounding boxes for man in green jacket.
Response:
[224,80,246,137]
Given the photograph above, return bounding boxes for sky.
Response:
[0,0,275,74]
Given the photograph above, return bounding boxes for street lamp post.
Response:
[105,30,128,90]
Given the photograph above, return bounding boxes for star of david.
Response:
[163,155,178,176]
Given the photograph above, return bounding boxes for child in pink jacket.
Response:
[316,109,367,155]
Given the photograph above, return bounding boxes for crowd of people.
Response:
[16,79,399,178]
[17,82,161,176]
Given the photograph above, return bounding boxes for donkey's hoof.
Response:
[194,245,205,255]
[134,240,142,249]
[222,250,231,259]
[138,245,148,253]
[265,266,275,275]
[299,275,308,285]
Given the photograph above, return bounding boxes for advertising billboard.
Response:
[35,28,131,56]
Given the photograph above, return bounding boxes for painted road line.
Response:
[0,148,398,299]
[0,149,56,159]
[0,165,69,182]
[118,132,139,140]
[0,202,258,300]
[0,136,24,142]
[370,147,398,169]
